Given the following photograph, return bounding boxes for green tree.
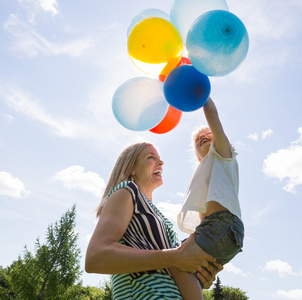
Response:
[203,288,214,300]
[202,281,249,300]
[222,285,249,300]
[212,276,223,300]
[0,205,82,299]
[61,284,106,300]
[101,279,113,300]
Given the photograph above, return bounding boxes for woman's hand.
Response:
[174,234,216,273]
[196,262,223,289]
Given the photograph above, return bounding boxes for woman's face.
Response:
[132,145,164,192]
[194,128,214,160]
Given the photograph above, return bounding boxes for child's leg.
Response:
[195,211,244,265]
[169,267,204,300]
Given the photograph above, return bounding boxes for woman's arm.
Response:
[170,256,223,299]
[85,189,216,274]
[170,268,203,300]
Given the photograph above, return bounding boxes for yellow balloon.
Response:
[128,17,183,75]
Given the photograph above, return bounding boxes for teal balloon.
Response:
[127,8,170,37]
[170,0,228,43]
[187,10,249,77]
[112,78,169,131]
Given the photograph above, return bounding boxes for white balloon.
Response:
[170,0,229,43]
[127,8,170,37]
[112,78,168,131]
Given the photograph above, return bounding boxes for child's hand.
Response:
[196,262,223,289]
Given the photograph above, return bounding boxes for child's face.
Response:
[194,128,214,160]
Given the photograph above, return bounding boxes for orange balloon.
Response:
[149,105,182,134]
[159,56,191,82]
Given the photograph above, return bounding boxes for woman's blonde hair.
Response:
[96,142,153,217]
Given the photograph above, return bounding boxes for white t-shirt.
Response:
[177,143,241,234]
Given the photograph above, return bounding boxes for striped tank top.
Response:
[108,181,182,300]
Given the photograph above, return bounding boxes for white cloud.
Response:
[18,0,59,17]
[224,263,248,277]
[274,289,302,300]
[0,85,89,138]
[0,172,30,198]
[293,127,302,144]
[263,259,302,278]
[5,114,15,124]
[247,129,273,141]
[177,192,185,198]
[262,129,274,139]
[53,165,106,198]
[156,202,182,222]
[4,13,92,57]
[0,83,133,147]
[247,133,258,141]
[227,0,302,83]
[236,0,302,41]
[263,128,302,193]
[36,0,59,16]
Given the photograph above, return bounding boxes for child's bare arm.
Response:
[203,97,232,158]
[170,267,204,300]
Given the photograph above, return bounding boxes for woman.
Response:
[85,142,222,299]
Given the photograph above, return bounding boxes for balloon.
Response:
[149,105,182,134]
[112,78,169,131]
[127,17,183,75]
[127,8,170,37]
[159,56,191,82]
[163,65,211,112]
[170,0,228,43]
[187,10,249,76]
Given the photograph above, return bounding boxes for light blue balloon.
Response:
[170,0,228,43]
[127,8,170,37]
[187,10,249,77]
[112,78,169,131]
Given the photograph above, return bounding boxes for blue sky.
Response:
[0,0,302,299]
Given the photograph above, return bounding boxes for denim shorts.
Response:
[195,210,244,265]
[194,210,244,288]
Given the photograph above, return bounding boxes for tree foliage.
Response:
[101,279,113,300]
[212,277,223,300]
[202,277,249,300]
[222,285,249,300]
[0,205,82,299]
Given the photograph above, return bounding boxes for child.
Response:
[171,97,244,300]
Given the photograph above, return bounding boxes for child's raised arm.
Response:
[203,97,232,158]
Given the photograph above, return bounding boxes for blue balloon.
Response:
[163,65,211,112]
[127,8,170,37]
[170,0,228,43]
[112,77,169,131]
[187,10,249,77]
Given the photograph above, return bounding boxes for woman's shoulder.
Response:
[108,181,140,199]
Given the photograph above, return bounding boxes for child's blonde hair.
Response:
[191,125,210,161]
